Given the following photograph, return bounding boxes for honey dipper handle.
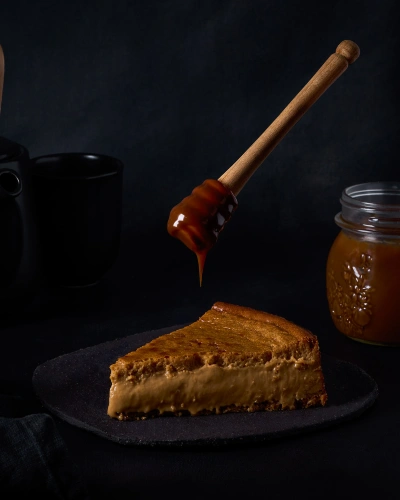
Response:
[218,40,360,195]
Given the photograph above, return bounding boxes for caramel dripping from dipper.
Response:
[167,40,360,285]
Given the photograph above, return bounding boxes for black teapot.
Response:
[0,136,40,313]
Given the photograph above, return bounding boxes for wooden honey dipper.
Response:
[167,40,360,285]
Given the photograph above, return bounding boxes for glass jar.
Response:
[326,181,400,346]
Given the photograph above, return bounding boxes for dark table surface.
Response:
[1,233,398,499]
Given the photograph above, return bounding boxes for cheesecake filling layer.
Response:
[108,356,324,418]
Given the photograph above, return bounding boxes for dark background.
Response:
[0,0,399,498]
[1,1,398,311]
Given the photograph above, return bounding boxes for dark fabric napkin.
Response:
[0,394,90,499]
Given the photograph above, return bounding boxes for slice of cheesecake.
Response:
[107,302,328,420]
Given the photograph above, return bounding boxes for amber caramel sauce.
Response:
[326,230,400,345]
[167,179,238,285]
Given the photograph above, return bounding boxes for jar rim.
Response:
[338,181,400,233]
[341,181,400,210]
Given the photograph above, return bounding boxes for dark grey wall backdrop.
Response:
[0,0,398,322]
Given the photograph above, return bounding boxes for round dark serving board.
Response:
[32,325,379,448]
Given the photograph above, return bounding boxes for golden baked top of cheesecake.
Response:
[111,302,321,381]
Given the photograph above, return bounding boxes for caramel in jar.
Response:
[326,182,400,346]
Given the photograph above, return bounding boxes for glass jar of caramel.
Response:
[326,182,400,346]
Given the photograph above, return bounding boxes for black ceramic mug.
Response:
[31,152,123,287]
[0,137,40,312]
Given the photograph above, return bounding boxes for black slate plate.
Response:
[32,325,379,448]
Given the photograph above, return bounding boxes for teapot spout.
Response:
[0,169,22,200]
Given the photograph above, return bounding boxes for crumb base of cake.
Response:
[114,393,327,421]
